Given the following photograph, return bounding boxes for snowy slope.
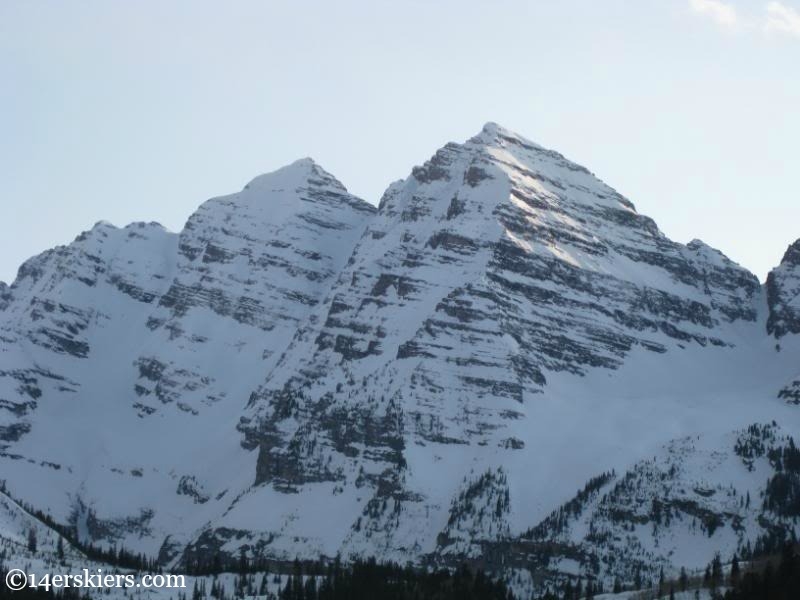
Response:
[0,124,798,596]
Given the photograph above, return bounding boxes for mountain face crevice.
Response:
[1,123,797,595]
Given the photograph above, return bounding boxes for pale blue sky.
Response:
[1,0,798,283]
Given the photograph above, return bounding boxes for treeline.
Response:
[2,559,514,600]
[722,543,799,600]
[0,485,157,572]
[24,505,157,572]
[184,549,291,577]
[275,559,515,600]
[525,470,616,538]
[763,437,800,517]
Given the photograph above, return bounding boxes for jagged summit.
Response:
[403,122,632,221]
[242,156,350,196]
[469,120,512,143]
[685,238,745,269]
[77,219,168,240]
[470,120,545,150]
[779,238,800,266]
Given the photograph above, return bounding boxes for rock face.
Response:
[1,124,798,596]
[768,240,800,403]
[767,239,800,339]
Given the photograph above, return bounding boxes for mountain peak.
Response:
[779,238,800,267]
[467,121,545,151]
[243,157,348,195]
[479,121,506,137]
[401,122,628,218]
[476,121,518,139]
[290,156,318,168]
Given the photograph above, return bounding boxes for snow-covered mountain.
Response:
[1,123,798,595]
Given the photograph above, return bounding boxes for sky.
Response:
[1,0,798,284]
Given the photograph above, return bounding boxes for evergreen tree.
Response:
[288,558,302,600]
[238,547,248,575]
[27,528,37,553]
[711,553,723,589]
[563,580,573,600]
[303,575,317,599]
[721,543,799,599]
[730,553,740,586]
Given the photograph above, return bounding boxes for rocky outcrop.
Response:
[767,239,800,339]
